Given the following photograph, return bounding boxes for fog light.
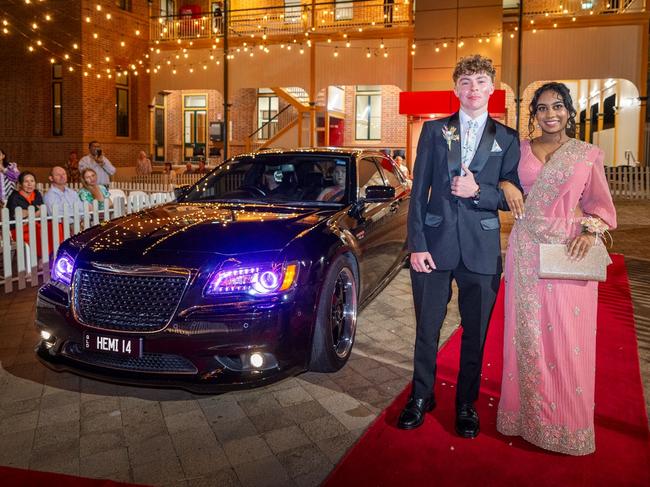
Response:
[40,330,52,341]
[250,352,264,368]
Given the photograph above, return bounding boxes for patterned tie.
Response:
[462,119,479,170]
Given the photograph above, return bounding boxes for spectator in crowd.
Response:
[66,150,80,183]
[78,168,111,210]
[135,150,153,176]
[44,166,80,217]
[196,160,208,174]
[7,171,43,218]
[184,162,195,174]
[79,141,116,186]
[163,162,177,183]
[0,148,20,206]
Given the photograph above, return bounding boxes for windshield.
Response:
[180,154,351,204]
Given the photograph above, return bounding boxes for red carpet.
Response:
[325,254,650,487]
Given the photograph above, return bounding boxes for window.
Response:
[355,86,381,140]
[257,90,279,140]
[376,157,405,188]
[357,158,386,198]
[161,0,175,17]
[603,94,616,130]
[579,109,586,141]
[284,0,301,23]
[154,93,166,161]
[589,103,598,142]
[116,72,129,137]
[116,0,132,11]
[184,94,207,160]
[52,64,63,136]
[335,0,353,21]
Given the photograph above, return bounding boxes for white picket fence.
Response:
[0,191,175,293]
[605,166,650,199]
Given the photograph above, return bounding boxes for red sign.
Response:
[399,90,506,117]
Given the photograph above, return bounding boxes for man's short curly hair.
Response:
[452,55,496,83]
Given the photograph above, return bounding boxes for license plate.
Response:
[83,332,143,358]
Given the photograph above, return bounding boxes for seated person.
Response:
[78,168,111,210]
[260,166,297,198]
[317,165,346,202]
[7,171,43,218]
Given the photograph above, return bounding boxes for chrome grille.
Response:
[74,269,188,332]
[63,343,197,374]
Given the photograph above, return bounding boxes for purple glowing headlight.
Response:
[52,253,75,285]
[205,263,297,296]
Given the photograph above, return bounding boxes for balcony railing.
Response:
[517,0,646,17]
[151,0,412,42]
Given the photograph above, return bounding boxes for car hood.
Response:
[75,202,333,259]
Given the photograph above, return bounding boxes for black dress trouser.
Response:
[410,258,500,406]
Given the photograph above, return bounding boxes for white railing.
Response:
[605,166,650,199]
[521,0,646,16]
[0,192,175,294]
[150,0,412,42]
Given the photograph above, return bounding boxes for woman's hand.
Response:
[500,181,525,220]
[567,233,597,261]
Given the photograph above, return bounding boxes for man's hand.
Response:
[500,180,525,219]
[451,163,479,198]
[410,251,436,273]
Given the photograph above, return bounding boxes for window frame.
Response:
[52,63,63,136]
[355,87,382,141]
[116,72,130,137]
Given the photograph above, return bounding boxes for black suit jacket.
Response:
[407,113,520,275]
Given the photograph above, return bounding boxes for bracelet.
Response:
[580,216,612,246]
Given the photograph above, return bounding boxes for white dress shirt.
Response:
[44,185,81,221]
[79,154,116,186]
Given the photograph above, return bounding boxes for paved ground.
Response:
[0,199,648,487]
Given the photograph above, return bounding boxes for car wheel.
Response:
[309,254,358,372]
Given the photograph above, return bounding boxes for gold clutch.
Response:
[538,243,612,281]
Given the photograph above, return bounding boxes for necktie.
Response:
[461,119,478,176]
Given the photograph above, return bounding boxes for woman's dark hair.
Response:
[0,148,8,168]
[528,82,577,139]
[18,171,36,185]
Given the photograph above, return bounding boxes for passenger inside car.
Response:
[317,165,346,202]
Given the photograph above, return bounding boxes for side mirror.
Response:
[174,185,191,200]
[364,185,395,202]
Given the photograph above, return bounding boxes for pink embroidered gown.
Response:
[497,139,617,456]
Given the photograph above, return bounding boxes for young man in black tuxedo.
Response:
[399,55,521,437]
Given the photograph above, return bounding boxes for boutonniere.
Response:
[442,126,459,150]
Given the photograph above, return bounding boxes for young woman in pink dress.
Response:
[497,82,617,455]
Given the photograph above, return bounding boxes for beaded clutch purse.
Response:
[538,243,612,282]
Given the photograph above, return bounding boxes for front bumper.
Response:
[35,282,315,393]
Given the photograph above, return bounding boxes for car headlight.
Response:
[51,253,75,286]
[205,262,298,296]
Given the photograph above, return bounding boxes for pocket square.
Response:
[491,140,502,153]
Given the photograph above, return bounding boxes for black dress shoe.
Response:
[397,396,436,430]
[455,403,480,438]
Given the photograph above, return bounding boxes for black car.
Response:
[36,149,410,391]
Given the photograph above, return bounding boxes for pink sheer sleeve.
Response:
[580,149,617,230]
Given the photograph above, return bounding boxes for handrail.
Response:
[248,104,294,139]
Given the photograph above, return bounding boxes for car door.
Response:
[352,156,396,297]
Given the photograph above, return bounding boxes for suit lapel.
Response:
[446,112,461,183]
[469,117,496,175]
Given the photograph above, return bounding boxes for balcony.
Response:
[150,0,413,43]
[507,0,646,18]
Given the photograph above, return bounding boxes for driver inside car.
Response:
[260,166,298,199]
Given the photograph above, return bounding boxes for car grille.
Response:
[74,269,188,332]
[63,342,197,374]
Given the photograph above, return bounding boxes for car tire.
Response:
[308,254,359,373]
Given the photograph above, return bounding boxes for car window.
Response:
[357,158,386,198]
[374,156,404,189]
[180,155,351,204]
